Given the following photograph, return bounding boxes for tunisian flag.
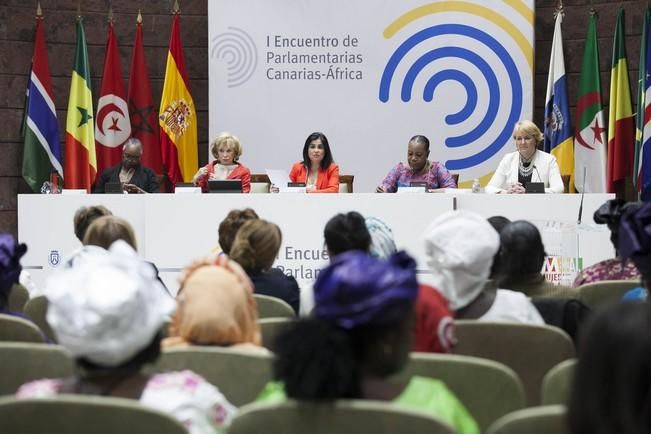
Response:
[94,21,131,180]
[159,13,198,184]
[128,13,162,174]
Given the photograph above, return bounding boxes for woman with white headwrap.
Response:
[17,241,236,434]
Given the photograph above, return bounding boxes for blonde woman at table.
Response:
[191,132,251,193]
[485,120,564,194]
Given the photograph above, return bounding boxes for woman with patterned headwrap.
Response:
[619,201,651,301]
[258,250,478,434]
[0,234,29,318]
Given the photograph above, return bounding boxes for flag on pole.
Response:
[64,16,96,191]
[608,7,635,196]
[574,11,607,193]
[543,12,574,192]
[22,8,63,192]
[129,11,163,175]
[635,7,651,199]
[95,18,131,181]
[159,11,198,184]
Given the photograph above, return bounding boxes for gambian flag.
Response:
[159,13,197,184]
[64,17,96,191]
[22,12,63,192]
[543,12,574,192]
[574,11,607,193]
[607,8,635,196]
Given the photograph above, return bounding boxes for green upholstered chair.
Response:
[452,321,575,405]
[0,342,75,395]
[254,294,296,319]
[8,284,29,314]
[258,317,294,352]
[0,314,45,343]
[392,352,525,432]
[577,279,641,308]
[23,296,56,343]
[541,358,577,405]
[154,346,273,406]
[229,400,456,434]
[486,405,569,434]
[0,395,187,434]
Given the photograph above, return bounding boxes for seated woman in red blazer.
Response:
[289,132,339,193]
[191,132,251,193]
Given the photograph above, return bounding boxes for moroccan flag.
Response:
[128,13,162,175]
[607,8,635,196]
[64,17,96,191]
[95,21,131,181]
[22,12,63,192]
[574,11,607,193]
[635,8,651,199]
[159,13,197,184]
[543,12,574,192]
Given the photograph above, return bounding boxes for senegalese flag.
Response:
[607,7,635,196]
[635,7,651,199]
[543,12,574,192]
[159,13,197,185]
[574,11,607,193]
[64,16,96,191]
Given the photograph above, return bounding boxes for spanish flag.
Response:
[607,8,635,196]
[64,16,96,191]
[159,13,197,184]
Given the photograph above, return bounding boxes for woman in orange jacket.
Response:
[288,132,339,193]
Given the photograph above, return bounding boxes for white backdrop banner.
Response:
[208,0,534,191]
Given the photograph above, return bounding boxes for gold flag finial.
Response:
[554,0,564,19]
[77,2,81,17]
[36,2,43,17]
[108,5,114,23]
[172,0,180,14]
[137,9,143,24]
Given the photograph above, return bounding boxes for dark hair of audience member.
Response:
[82,216,137,250]
[73,205,112,242]
[323,211,372,257]
[568,302,651,434]
[487,215,511,278]
[302,132,334,170]
[594,199,642,254]
[229,219,282,273]
[217,208,260,254]
[493,220,545,286]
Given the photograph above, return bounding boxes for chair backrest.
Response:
[0,314,45,343]
[229,400,456,434]
[561,175,571,193]
[577,279,641,308]
[0,342,75,395]
[258,317,294,352]
[339,175,354,193]
[250,173,271,193]
[391,352,525,432]
[0,395,187,434]
[154,346,273,406]
[452,321,575,405]
[451,173,460,186]
[486,405,569,434]
[8,284,29,313]
[254,294,296,319]
[541,359,576,406]
[23,296,56,343]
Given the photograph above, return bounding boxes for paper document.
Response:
[265,169,305,192]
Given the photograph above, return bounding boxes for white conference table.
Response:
[18,192,613,295]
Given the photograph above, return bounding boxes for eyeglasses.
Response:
[123,153,141,161]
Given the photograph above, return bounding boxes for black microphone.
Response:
[532,165,541,183]
[578,166,587,224]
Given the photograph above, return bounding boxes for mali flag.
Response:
[64,16,96,191]
[159,13,197,185]
[607,8,635,196]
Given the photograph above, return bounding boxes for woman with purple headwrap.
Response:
[619,201,651,301]
[0,234,28,317]
[257,250,478,433]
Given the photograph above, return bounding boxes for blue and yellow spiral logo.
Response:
[379,1,533,172]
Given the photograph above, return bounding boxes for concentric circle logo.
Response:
[210,27,258,88]
[379,1,533,171]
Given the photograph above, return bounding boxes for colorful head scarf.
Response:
[0,234,27,295]
[365,217,397,259]
[619,201,651,281]
[313,250,418,329]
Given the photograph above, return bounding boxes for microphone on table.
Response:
[532,165,541,182]
[578,166,587,224]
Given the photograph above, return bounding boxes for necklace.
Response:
[518,155,534,178]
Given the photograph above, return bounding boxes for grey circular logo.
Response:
[211,27,258,87]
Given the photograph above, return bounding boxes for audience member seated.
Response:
[366,216,455,353]
[288,132,339,193]
[485,215,512,290]
[229,219,300,314]
[191,132,251,193]
[258,251,479,434]
[324,211,371,257]
[568,302,651,434]
[0,234,28,318]
[376,135,457,192]
[73,205,113,242]
[17,241,236,434]
[163,255,267,354]
[424,210,544,324]
[485,120,564,194]
[217,208,259,255]
[619,201,651,301]
[494,221,578,299]
[94,137,160,194]
[573,199,642,287]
